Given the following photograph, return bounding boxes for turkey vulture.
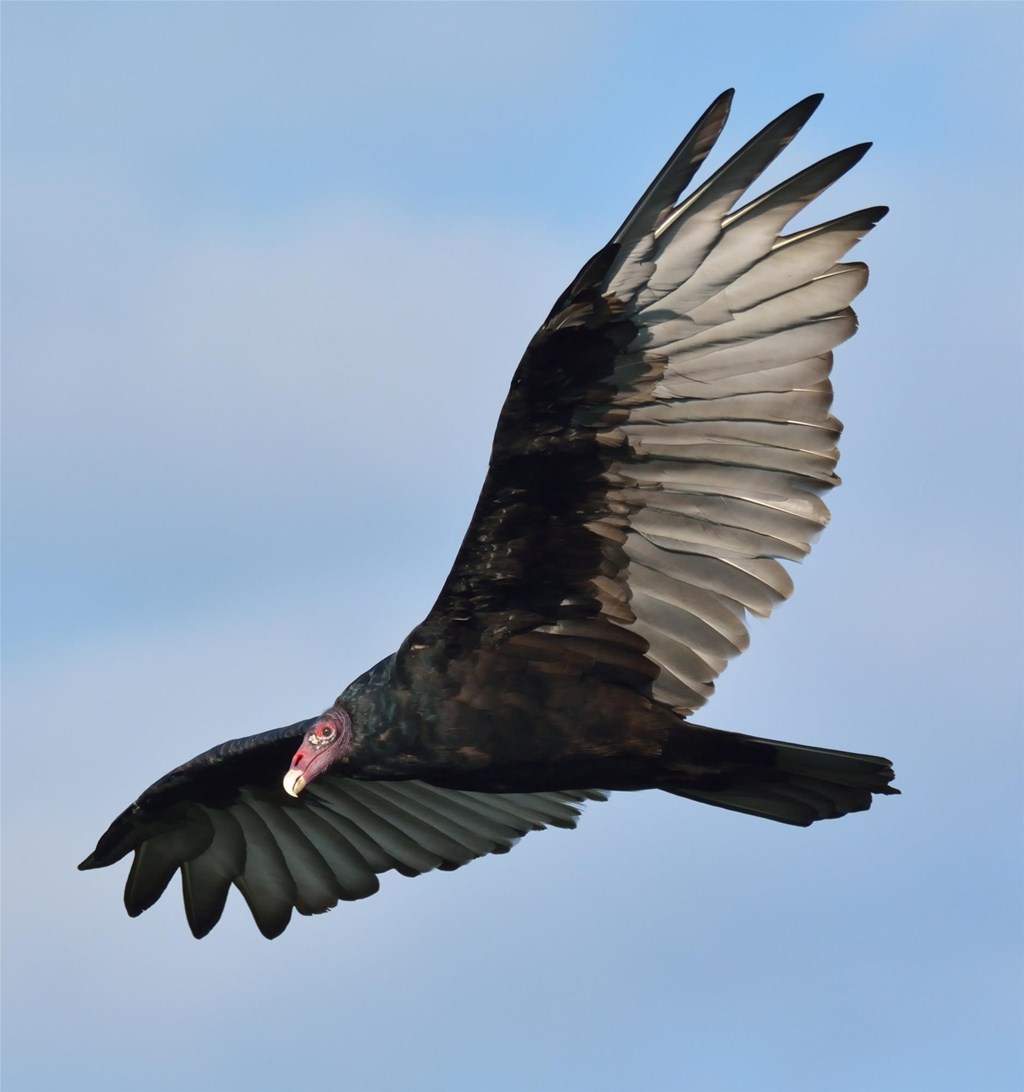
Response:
[81,90,897,938]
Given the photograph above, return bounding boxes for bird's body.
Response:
[82,91,897,938]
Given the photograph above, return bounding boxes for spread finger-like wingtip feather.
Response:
[612,89,735,247]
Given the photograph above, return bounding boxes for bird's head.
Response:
[283,707,353,797]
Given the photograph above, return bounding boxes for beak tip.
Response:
[282,769,306,798]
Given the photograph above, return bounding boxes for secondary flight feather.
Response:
[81,91,896,938]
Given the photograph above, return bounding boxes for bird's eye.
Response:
[307,724,335,748]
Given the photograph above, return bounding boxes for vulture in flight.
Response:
[81,91,897,938]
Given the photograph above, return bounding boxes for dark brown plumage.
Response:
[81,91,897,938]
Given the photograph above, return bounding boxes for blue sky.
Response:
[3,4,1022,1091]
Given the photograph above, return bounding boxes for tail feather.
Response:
[664,734,899,827]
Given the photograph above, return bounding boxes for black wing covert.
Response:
[410,90,887,716]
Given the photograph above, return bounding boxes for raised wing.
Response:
[411,91,886,716]
[80,722,606,938]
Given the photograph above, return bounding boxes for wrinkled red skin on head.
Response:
[287,707,353,788]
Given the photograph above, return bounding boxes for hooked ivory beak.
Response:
[283,768,306,798]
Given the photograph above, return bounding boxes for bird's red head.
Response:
[283,708,353,798]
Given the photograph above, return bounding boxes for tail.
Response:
[663,729,899,827]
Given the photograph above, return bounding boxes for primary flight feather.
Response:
[81,91,896,938]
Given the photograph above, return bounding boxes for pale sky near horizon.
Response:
[3,4,1023,1091]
